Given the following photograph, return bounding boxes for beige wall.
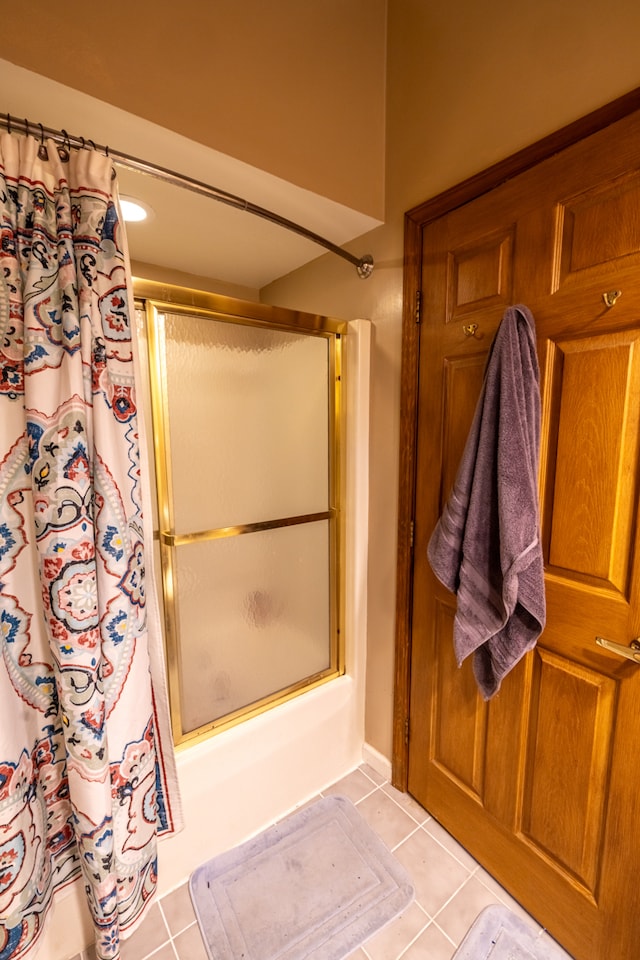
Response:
[263,0,640,759]
[0,0,386,218]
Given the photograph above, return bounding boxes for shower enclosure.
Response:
[134,281,345,745]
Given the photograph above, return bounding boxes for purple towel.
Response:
[427,305,545,699]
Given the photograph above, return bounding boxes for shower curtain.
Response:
[0,134,181,959]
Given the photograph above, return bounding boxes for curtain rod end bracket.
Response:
[356,254,374,279]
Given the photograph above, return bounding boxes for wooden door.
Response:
[406,108,640,960]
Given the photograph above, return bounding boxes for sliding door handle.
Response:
[595,636,640,663]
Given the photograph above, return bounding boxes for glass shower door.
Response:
[143,297,344,743]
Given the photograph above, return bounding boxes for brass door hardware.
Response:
[463,322,483,339]
[595,635,640,662]
[602,289,622,308]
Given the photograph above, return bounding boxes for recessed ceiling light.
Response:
[120,196,152,222]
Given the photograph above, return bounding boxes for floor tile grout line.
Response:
[320,784,378,805]
[429,870,479,929]
[394,914,456,960]
[320,767,432,835]
[395,910,434,960]
[359,765,385,786]
[141,939,179,960]
[363,890,433,960]
[379,781,433,828]
[353,785,380,805]
[355,779,435,840]
[393,818,478,885]
[155,898,174,943]
[390,821,423,852]
[158,914,199,942]
[420,818,480,872]
[430,916,459,948]
[472,869,541,929]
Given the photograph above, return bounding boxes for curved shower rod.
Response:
[0,113,375,279]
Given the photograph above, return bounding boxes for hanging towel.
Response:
[427,304,546,699]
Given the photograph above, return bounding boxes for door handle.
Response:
[595,636,640,663]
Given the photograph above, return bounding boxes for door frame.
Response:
[392,85,640,790]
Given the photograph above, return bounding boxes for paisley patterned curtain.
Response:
[0,134,181,960]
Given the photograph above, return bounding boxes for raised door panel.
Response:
[441,354,487,507]
[538,329,640,671]
[445,227,515,323]
[432,600,487,801]
[545,331,640,592]
[520,648,617,894]
[555,172,640,293]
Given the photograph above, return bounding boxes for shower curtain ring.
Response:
[24,117,30,139]
[38,123,49,160]
[58,129,71,162]
[6,113,11,135]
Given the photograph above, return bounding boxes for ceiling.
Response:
[0,59,381,293]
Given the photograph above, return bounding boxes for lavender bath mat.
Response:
[189,794,414,960]
[453,905,570,959]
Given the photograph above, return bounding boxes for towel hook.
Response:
[603,289,622,308]
[463,322,484,340]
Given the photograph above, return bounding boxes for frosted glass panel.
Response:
[176,521,331,733]
[163,313,330,534]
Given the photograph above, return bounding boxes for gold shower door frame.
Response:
[135,281,346,747]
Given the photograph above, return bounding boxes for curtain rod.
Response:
[0,113,374,279]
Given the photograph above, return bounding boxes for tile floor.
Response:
[69,763,575,960]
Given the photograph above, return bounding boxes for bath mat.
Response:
[189,794,414,960]
[452,904,570,959]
